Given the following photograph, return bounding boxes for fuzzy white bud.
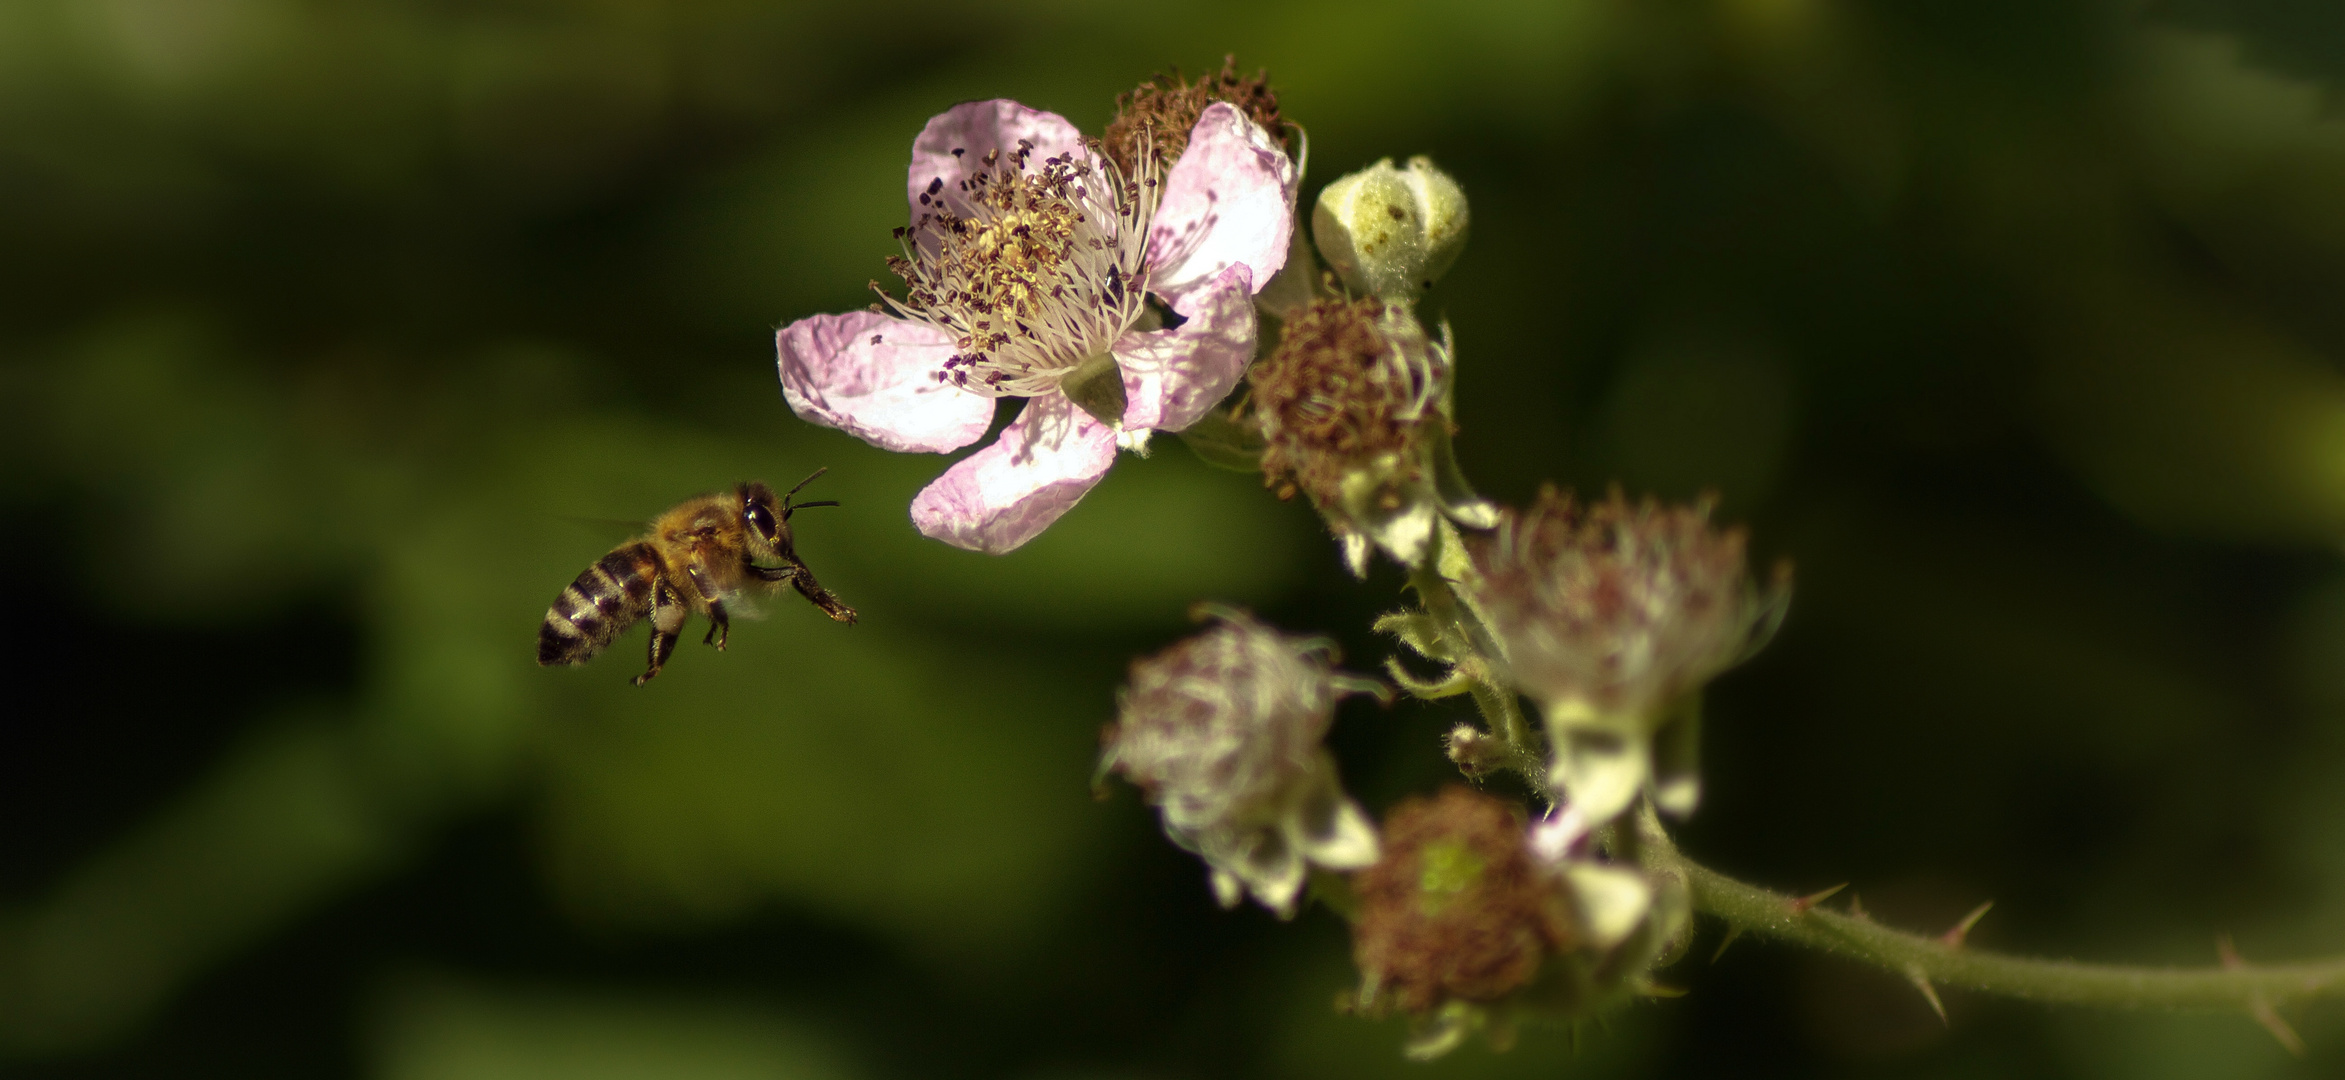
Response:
[1312,156,1469,302]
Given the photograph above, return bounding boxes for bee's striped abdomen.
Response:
[537,542,661,666]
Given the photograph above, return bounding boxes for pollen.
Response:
[878,141,1158,399]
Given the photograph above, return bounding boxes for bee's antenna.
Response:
[785,467,830,498]
[781,467,840,519]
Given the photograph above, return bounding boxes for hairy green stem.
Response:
[1663,851,2345,1011]
[1402,544,1551,805]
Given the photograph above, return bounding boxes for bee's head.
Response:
[739,468,838,559]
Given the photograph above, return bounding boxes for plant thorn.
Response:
[1940,900,1994,949]
[2215,936,2304,1055]
[1789,883,1848,914]
[1903,963,1948,1024]
[2251,1001,2307,1057]
[1710,925,1745,963]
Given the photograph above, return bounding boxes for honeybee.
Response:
[537,469,858,685]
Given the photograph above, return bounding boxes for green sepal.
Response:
[1060,352,1129,427]
[1649,693,1703,819]
[1383,656,1474,699]
[1372,610,1458,663]
[1177,407,1268,472]
[1306,866,1362,922]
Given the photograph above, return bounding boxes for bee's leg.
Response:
[753,561,857,624]
[702,600,730,650]
[634,579,688,685]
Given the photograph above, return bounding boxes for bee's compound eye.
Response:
[744,503,777,540]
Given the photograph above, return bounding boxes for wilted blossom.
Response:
[1351,789,1680,1060]
[778,97,1298,554]
[1101,608,1382,917]
[1461,488,1789,824]
[1253,297,1493,576]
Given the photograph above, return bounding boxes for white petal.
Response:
[1114,264,1256,433]
[906,100,1088,221]
[908,393,1117,554]
[1148,103,1297,301]
[777,311,993,453]
[1545,721,1651,826]
[1366,498,1439,570]
[1210,868,1245,910]
[1564,864,1653,950]
[1528,805,1589,865]
[1299,797,1380,872]
[1339,533,1371,579]
[1291,754,1380,871]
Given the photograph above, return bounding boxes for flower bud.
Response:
[1312,156,1469,302]
[1101,607,1383,917]
[1443,724,1506,779]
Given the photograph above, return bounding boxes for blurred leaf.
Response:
[372,976,862,1080]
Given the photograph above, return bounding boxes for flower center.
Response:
[881,140,1158,400]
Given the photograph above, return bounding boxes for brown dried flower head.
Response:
[1353,787,1575,1015]
[1252,297,1475,575]
[1103,55,1285,178]
[1255,297,1433,502]
[1464,487,1782,718]
[1462,488,1788,823]
[1102,608,1382,916]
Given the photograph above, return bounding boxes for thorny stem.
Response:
[1650,841,2345,1012]
[1401,534,1551,805]
[1343,296,2345,1025]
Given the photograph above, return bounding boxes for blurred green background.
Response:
[9,0,2345,1076]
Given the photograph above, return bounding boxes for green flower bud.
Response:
[1312,156,1469,302]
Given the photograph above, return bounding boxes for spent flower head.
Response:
[1353,788,1574,1017]
[1101,607,1384,917]
[1104,54,1285,181]
[1252,297,1494,576]
[778,97,1298,554]
[1461,488,1789,823]
[1351,789,1687,1059]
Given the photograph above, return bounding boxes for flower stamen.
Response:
[879,140,1160,400]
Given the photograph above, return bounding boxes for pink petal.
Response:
[909,393,1118,554]
[778,310,993,454]
[906,100,1088,221]
[1147,102,1298,302]
[1116,264,1256,433]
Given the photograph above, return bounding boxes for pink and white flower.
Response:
[778,98,1298,553]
